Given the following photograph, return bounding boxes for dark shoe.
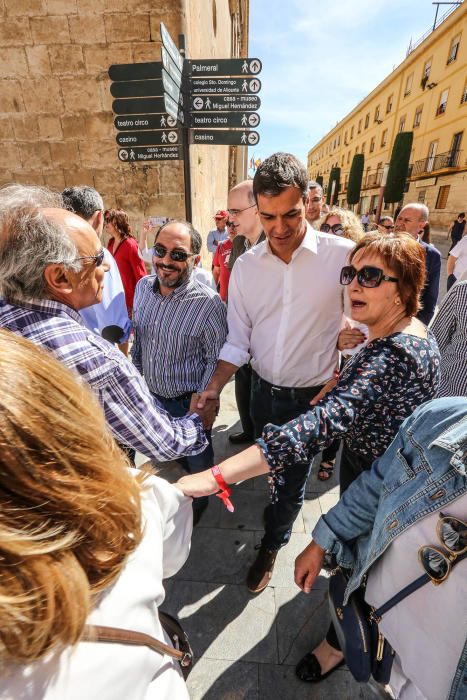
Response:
[295,652,345,683]
[246,545,278,593]
[317,460,335,481]
[228,431,254,444]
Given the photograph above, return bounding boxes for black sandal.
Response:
[295,652,345,683]
[318,459,335,481]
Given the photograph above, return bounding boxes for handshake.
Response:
[188,390,220,430]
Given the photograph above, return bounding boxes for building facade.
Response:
[0,0,249,258]
[307,2,466,229]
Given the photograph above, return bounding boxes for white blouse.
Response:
[0,475,193,700]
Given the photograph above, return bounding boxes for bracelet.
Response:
[211,465,234,512]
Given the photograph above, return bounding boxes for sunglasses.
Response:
[381,224,394,231]
[418,514,467,584]
[227,221,236,227]
[227,204,256,216]
[153,243,195,262]
[340,265,398,288]
[320,223,345,235]
[76,248,105,267]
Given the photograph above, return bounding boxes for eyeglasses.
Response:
[320,223,345,235]
[381,224,394,231]
[340,265,399,288]
[418,514,467,584]
[227,221,236,227]
[227,204,256,216]
[76,248,105,267]
[153,243,195,262]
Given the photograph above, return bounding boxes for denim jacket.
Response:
[312,397,467,700]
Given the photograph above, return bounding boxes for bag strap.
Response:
[81,624,185,662]
[372,549,467,621]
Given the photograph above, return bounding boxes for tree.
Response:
[347,154,364,206]
[384,131,414,204]
[326,167,340,205]
[316,175,323,188]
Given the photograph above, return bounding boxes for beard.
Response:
[156,259,194,289]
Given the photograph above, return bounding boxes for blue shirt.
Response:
[80,248,132,343]
[0,298,207,461]
[207,228,228,254]
[132,275,227,399]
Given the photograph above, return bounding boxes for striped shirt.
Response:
[431,279,467,397]
[132,274,227,398]
[0,298,207,460]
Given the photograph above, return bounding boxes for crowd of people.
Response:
[0,151,465,700]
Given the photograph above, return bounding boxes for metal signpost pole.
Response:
[179,34,192,223]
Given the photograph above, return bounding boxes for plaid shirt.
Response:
[0,298,207,461]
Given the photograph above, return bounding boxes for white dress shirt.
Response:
[219,223,354,387]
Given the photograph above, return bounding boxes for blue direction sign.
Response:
[160,22,184,73]
[118,145,183,162]
[110,80,163,98]
[109,61,163,82]
[113,97,166,115]
[189,77,261,96]
[114,114,178,131]
[187,58,262,77]
[163,93,184,124]
[189,129,260,146]
[189,112,260,128]
[161,46,182,87]
[191,95,260,112]
[117,130,179,147]
[162,69,181,104]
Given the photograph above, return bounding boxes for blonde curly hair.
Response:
[319,207,365,243]
[0,330,143,663]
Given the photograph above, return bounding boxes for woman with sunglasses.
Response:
[0,330,193,699]
[105,208,147,317]
[176,232,440,683]
[377,216,395,234]
[295,396,467,700]
[319,207,364,244]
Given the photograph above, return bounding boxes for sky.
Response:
[247,0,456,169]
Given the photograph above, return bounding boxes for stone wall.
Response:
[0,0,248,256]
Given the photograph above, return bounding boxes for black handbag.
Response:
[329,552,467,684]
[82,609,193,679]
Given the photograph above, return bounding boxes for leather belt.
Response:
[252,370,323,399]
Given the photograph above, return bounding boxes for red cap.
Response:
[214,210,229,220]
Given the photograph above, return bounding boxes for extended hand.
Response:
[175,470,219,498]
[189,392,219,430]
[294,541,326,594]
[310,374,338,406]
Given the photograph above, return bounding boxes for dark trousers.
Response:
[447,273,457,291]
[250,371,324,551]
[326,445,373,650]
[234,363,254,437]
[154,393,214,512]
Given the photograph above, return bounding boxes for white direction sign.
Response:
[161,46,182,87]
[160,22,184,73]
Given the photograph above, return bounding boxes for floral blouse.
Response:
[258,333,440,500]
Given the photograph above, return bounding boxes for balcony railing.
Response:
[411,150,463,177]
[364,170,384,188]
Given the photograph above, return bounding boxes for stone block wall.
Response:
[0,0,248,254]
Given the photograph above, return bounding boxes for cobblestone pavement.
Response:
[141,229,449,699]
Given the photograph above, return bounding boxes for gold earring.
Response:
[395,299,401,305]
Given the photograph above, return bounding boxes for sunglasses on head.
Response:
[340,265,398,288]
[320,223,345,235]
[76,248,105,267]
[153,243,195,262]
[418,514,467,584]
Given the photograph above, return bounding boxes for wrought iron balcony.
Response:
[411,150,463,177]
[364,170,384,188]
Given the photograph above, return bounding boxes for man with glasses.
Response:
[0,185,214,466]
[132,220,227,524]
[226,180,266,445]
[305,181,324,225]
[62,186,131,352]
[377,215,394,234]
[196,153,354,591]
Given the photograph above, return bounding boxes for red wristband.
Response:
[211,465,234,512]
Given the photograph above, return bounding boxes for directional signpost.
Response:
[108,22,262,221]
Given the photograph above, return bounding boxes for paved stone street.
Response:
[138,229,450,700]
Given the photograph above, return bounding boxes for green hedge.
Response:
[384,131,414,203]
[347,154,364,206]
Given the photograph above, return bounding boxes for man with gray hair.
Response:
[305,180,324,225]
[62,186,131,350]
[132,219,228,523]
[395,202,441,325]
[0,184,214,463]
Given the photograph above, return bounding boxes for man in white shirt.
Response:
[305,180,324,225]
[446,234,467,290]
[197,152,353,593]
